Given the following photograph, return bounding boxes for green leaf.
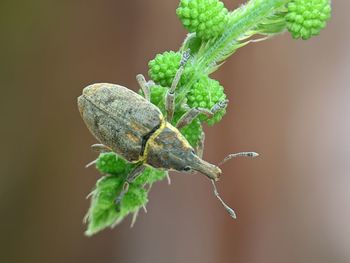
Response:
[85,153,168,235]
[85,175,124,236]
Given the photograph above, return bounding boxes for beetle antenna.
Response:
[219,152,259,166]
[211,180,236,219]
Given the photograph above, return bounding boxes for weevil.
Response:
[78,53,258,218]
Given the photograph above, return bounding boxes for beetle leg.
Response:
[207,99,229,117]
[165,68,183,121]
[175,107,200,129]
[219,152,259,166]
[196,131,205,159]
[175,100,228,130]
[115,165,146,206]
[175,107,202,129]
[165,50,191,121]
[146,80,156,88]
[115,182,129,206]
[126,165,147,183]
[136,74,151,101]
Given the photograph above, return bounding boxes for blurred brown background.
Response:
[1,0,349,262]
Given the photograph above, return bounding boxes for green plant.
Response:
[84,0,331,235]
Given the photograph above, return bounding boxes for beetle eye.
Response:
[183,166,191,171]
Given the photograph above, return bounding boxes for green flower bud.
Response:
[149,85,167,111]
[187,76,227,126]
[177,0,229,40]
[286,0,331,40]
[148,51,181,87]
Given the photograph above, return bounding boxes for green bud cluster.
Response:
[148,51,181,87]
[147,51,196,91]
[149,85,167,110]
[286,0,331,40]
[147,52,227,127]
[176,0,229,40]
[187,76,227,126]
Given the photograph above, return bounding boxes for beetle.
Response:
[78,53,258,218]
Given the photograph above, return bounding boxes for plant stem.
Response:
[184,0,289,90]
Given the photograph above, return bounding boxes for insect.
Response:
[78,53,258,218]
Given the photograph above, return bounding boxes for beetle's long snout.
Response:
[190,154,222,181]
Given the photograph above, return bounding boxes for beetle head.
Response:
[146,122,221,181]
[180,151,222,181]
[148,145,221,181]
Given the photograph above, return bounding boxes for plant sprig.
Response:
[84,0,331,235]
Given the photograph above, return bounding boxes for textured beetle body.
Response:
[78,83,221,180]
[78,83,162,162]
[145,122,221,177]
